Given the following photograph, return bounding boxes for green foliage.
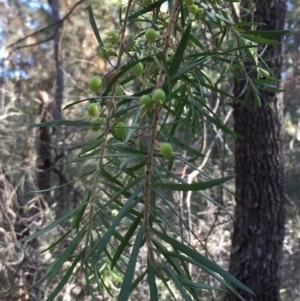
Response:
[26,0,288,299]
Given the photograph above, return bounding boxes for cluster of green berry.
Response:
[184,0,202,15]
[84,15,179,159]
[98,30,119,59]
[87,76,126,140]
[87,74,175,158]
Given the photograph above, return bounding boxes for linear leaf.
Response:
[47,251,82,301]
[156,176,234,191]
[148,258,158,301]
[111,212,143,270]
[169,23,191,76]
[20,208,77,241]
[47,225,86,283]
[118,224,144,301]
[153,229,254,295]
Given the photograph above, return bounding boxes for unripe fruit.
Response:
[139,95,154,110]
[160,142,174,159]
[143,0,152,5]
[168,50,175,62]
[114,122,127,139]
[114,84,123,101]
[89,76,103,92]
[161,13,170,28]
[132,62,144,77]
[187,39,193,47]
[90,117,101,131]
[184,0,195,5]
[107,30,119,43]
[145,28,158,42]
[87,103,99,117]
[152,89,166,105]
[99,43,115,59]
[188,4,199,15]
[156,124,161,137]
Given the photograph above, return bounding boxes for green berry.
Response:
[161,13,170,28]
[139,95,154,110]
[160,142,174,159]
[90,117,101,131]
[132,62,144,77]
[89,76,103,92]
[114,122,127,139]
[152,89,166,105]
[143,0,152,5]
[145,28,158,42]
[87,103,99,117]
[156,124,161,137]
[99,43,115,59]
[188,4,199,15]
[187,39,193,46]
[114,84,123,101]
[184,0,195,5]
[107,30,119,43]
[168,50,175,62]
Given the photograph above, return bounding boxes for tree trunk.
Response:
[37,91,53,204]
[49,0,64,121]
[226,1,287,301]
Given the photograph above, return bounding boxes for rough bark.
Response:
[37,91,53,204]
[225,1,287,300]
[49,0,64,121]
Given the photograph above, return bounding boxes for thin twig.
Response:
[6,0,86,55]
[84,0,133,253]
[144,0,183,263]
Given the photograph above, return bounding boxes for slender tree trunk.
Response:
[37,91,53,204]
[49,0,64,121]
[225,1,287,300]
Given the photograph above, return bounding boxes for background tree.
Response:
[226,1,287,300]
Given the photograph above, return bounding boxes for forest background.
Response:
[0,0,300,300]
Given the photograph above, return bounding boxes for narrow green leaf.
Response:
[130,270,147,293]
[40,229,71,254]
[169,23,191,76]
[119,155,144,170]
[127,0,166,21]
[89,183,144,262]
[47,251,82,301]
[157,176,234,191]
[148,258,158,301]
[156,247,247,301]
[241,34,281,45]
[32,169,96,193]
[153,229,254,295]
[72,189,92,230]
[20,207,77,241]
[111,212,143,270]
[118,224,144,301]
[30,120,95,128]
[243,30,290,37]
[178,276,228,292]
[100,165,124,187]
[79,137,103,156]
[163,133,204,157]
[47,226,86,283]
[88,5,104,47]
[162,265,193,301]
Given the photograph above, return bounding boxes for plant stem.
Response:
[84,0,133,253]
[143,0,183,263]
